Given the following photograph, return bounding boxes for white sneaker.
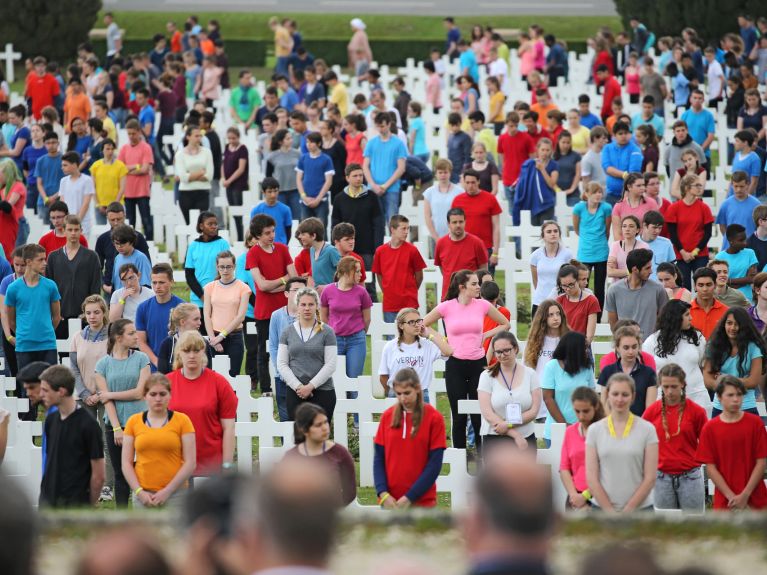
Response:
[99,486,113,502]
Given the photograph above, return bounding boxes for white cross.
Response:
[2,44,21,84]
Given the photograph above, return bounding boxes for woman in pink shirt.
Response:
[422,269,510,449]
[607,215,649,283]
[610,172,658,240]
[195,56,223,107]
[560,386,604,509]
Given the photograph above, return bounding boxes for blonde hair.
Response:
[395,307,422,352]
[168,303,200,335]
[80,294,109,328]
[294,287,324,334]
[144,373,172,394]
[582,181,603,201]
[173,330,209,370]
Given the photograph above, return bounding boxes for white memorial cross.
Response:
[2,44,21,84]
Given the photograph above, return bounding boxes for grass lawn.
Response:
[100,11,621,42]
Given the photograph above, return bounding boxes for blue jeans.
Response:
[215,329,244,378]
[380,191,401,228]
[336,330,366,378]
[275,56,290,77]
[654,467,705,513]
[388,387,431,404]
[383,311,398,323]
[275,376,288,422]
[279,189,301,221]
[566,191,580,207]
[301,198,329,230]
[16,217,29,246]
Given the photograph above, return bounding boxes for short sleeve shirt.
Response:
[245,242,293,319]
[573,201,612,262]
[118,142,154,199]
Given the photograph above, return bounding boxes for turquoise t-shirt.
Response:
[95,351,150,426]
[309,244,341,286]
[185,236,231,307]
[409,117,429,156]
[715,248,759,300]
[573,201,612,263]
[541,360,595,439]
[235,251,256,319]
[5,276,61,352]
[711,341,763,411]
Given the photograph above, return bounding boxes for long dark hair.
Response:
[445,269,476,301]
[551,332,590,376]
[487,332,519,377]
[653,300,701,357]
[706,307,767,376]
[293,403,327,445]
[107,318,133,355]
[270,128,290,151]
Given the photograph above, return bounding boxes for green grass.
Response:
[101,11,621,42]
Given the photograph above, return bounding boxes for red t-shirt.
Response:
[434,233,488,301]
[556,293,601,335]
[696,412,767,510]
[451,192,503,249]
[167,368,238,475]
[26,73,61,120]
[39,230,88,256]
[664,199,714,258]
[497,131,535,186]
[374,403,447,507]
[372,242,427,312]
[601,76,622,120]
[643,399,707,475]
[294,248,311,277]
[245,242,293,320]
[527,127,552,147]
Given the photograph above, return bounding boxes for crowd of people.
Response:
[1,10,767,516]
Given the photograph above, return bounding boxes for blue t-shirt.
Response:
[280,88,299,112]
[712,341,762,411]
[715,194,762,249]
[35,153,64,196]
[579,112,602,129]
[135,295,184,358]
[409,116,428,156]
[73,135,93,159]
[0,259,11,283]
[630,113,664,136]
[0,272,18,296]
[5,276,61,352]
[21,145,47,188]
[296,152,335,198]
[446,27,461,52]
[112,250,153,290]
[645,236,676,280]
[139,105,155,144]
[541,361,595,440]
[731,151,762,194]
[363,136,408,193]
[672,74,690,107]
[185,237,231,307]
[9,126,31,172]
[310,243,341,286]
[681,108,715,158]
[250,201,293,245]
[235,251,256,319]
[715,248,759,300]
[573,201,612,262]
[459,50,479,82]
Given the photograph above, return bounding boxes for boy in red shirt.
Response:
[496,111,534,209]
[25,56,60,121]
[696,376,767,510]
[451,169,502,272]
[434,208,488,301]
[38,201,88,255]
[331,222,367,285]
[292,219,313,281]
[596,65,622,121]
[372,215,427,322]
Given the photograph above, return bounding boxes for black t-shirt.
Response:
[40,406,104,507]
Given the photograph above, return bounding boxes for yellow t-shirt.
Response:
[124,410,195,492]
[489,91,506,123]
[90,159,128,206]
[329,82,349,116]
[102,117,117,143]
[275,26,292,57]
[570,125,592,155]
[476,128,498,163]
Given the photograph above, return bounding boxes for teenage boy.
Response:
[25,56,61,120]
[109,263,155,322]
[696,377,767,510]
[434,208,488,301]
[292,218,316,280]
[35,132,65,225]
[521,111,550,146]
[731,130,761,196]
[269,277,309,421]
[363,112,407,225]
[110,224,152,290]
[17,361,49,422]
[331,222,367,284]
[680,89,716,172]
[595,65,622,121]
[94,100,117,143]
[251,177,292,245]
[630,96,664,135]
[0,246,25,376]
[709,260,750,308]
[496,112,534,208]
[663,120,706,177]
[5,243,61,370]
[716,171,761,250]
[58,151,95,235]
[118,119,154,241]
[89,139,127,226]
[95,203,150,294]
[246,214,296,394]
[447,112,473,184]
[451,169,502,272]
[330,163,384,283]
[39,364,105,508]
[136,88,165,179]
[46,215,101,339]
[714,224,759,300]
[747,205,767,270]
[601,121,643,204]
[577,94,603,129]
[640,211,676,280]
[372,215,427,322]
[605,248,668,341]
[297,217,339,288]
[580,126,609,188]
[39,201,88,255]
[136,263,183,369]
[296,132,334,227]
[690,267,728,339]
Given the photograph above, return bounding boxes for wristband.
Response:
[378,492,391,506]
[134,487,144,496]
[118,298,126,305]
[622,171,629,180]
[428,334,435,341]
[582,489,593,501]
[222,462,234,470]
[280,277,287,286]
[112,426,122,432]
[220,329,229,337]
[507,423,514,428]
[691,248,700,256]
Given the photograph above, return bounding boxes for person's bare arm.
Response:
[50,300,61,328]
[543,389,566,423]
[137,330,158,366]
[89,458,105,506]
[221,418,235,465]
[381,157,406,192]
[607,311,618,331]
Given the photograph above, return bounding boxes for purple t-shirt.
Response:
[223,144,250,193]
[320,283,372,336]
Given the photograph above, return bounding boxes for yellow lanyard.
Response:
[607,413,634,439]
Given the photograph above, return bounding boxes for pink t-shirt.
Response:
[608,238,649,279]
[611,196,659,235]
[118,141,154,199]
[320,283,372,337]
[599,350,656,371]
[436,297,492,360]
[204,279,252,333]
[560,423,587,492]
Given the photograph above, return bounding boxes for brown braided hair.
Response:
[658,363,686,441]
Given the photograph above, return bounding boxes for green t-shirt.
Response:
[230,86,262,121]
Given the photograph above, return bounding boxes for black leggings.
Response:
[583,261,607,311]
[286,386,337,423]
[106,428,129,507]
[445,356,485,449]
[179,190,210,225]
[255,318,272,393]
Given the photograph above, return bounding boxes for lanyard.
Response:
[498,363,517,395]
[299,320,317,343]
[607,413,634,439]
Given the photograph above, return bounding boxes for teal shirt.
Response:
[236,251,256,319]
[711,341,763,411]
[541,361,595,439]
[715,248,759,300]
[95,351,150,426]
[185,236,231,307]
[309,243,341,286]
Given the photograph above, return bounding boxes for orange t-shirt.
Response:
[482,304,512,362]
[63,92,91,131]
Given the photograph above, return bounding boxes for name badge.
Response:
[506,403,523,425]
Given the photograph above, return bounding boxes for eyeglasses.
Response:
[404,319,424,326]
[493,348,514,356]
[561,281,576,290]
[217,265,234,271]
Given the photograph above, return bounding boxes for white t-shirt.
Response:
[642,330,708,401]
[110,286,155,322]
[530,245,573,305]
[477,365,540,438]
[488,58,510,93]
[58,174,95,235]
[378,337,446,390]
[706,60,724,100]
[534,335,560,419]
